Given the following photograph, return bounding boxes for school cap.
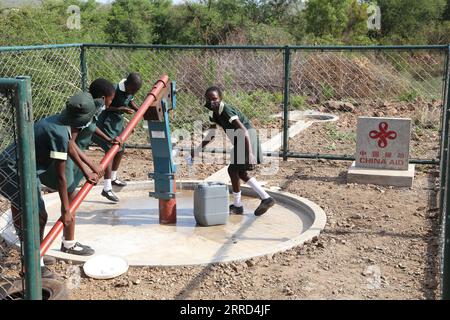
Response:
[60,92,97,128]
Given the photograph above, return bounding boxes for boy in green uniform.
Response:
[0,91,98,276]
[39,78,119,256]
[92,73,142,202]
[191,86,275,216]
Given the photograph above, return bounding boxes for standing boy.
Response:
[92,73,142,202]
[191,86,275,216]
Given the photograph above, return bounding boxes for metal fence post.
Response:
[16,76,42,300]
[439,48,450,220]
[282,46,291,161]
[443,115,450,300]
[80,45,88,92]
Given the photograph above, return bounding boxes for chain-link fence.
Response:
[1,44,447,161]
[0,83,22,300]
[0,45,82,122]
[85,45,285,146]
[1,43,450,299]
[287,47,448,162]
[0,77,41,300]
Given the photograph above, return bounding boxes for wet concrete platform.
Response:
[2,181,326,266]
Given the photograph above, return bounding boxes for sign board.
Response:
[355,117,411,170]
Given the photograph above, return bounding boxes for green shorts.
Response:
[229,128,262,172]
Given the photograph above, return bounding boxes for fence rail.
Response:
[0,43,450,300]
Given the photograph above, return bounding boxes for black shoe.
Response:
[43,255,57,266]
[101,189,119,202]
[60,242,95,256]
[254,197,275,216]
[41,266,56,279]
[229,204,244,215]
[112,178,127,187]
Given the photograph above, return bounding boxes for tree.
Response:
[105,0,157,44]
[376,0,446,38]
[304,0,368,40]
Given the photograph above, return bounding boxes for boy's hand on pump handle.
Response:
[86,171,100,185]
[94,165,105,178]
[111,136,124,147]
[120,106,134,114]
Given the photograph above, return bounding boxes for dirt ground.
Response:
[41,148,440,300]
[0,100,443,300]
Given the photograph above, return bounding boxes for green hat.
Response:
[60,92,97,128]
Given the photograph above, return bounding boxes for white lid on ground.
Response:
[83,255,129,279]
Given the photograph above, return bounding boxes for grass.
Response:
[324,123,356,150]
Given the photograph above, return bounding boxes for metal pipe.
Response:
[40,75,169,257]
[1,43,447,54]
[125,144,438,164]
[282,46,291,161]
[16,77,42,300]
[159,180,177,224]
[437,47,450,300]
[284,152,438,165]
[81,43,449,51]
[441,117,450,300]
[0,43,83,52]
[80,45,88,92]
[439,47,450,217]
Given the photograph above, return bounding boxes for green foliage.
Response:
[290,95,307,110]
[321,83,335,100]
[324,122,356,144]
[105,0,157,44]
[226,89,280,125]
[304,0,368,40]
[0,0,449,46]
[398,90,419,103]
[376,0,446,40]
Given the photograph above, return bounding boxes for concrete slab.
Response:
[0,181,327,266]
[347,161,415,187]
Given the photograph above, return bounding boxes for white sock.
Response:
[104,179,112,191]
[40,257,44,267]
[62,239,76,249]
[111,171,117,181]
[247,177,270,200]
[232,192,243,207]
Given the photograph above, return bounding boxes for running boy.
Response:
[0,91,98,276]
[191,86,275,216]
[92,73,142,202]
[39,78,119,256]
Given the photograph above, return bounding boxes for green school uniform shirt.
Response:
[34,114,72,174]
[40,98,105,193]
[96,79,135,139]
[209,102,262,166]
[1,114,72,210]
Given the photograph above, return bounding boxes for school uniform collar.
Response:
[118,79,127,92]
[209,101,225,118]
[218,101,225,115]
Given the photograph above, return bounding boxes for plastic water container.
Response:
[194,182,229,226]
